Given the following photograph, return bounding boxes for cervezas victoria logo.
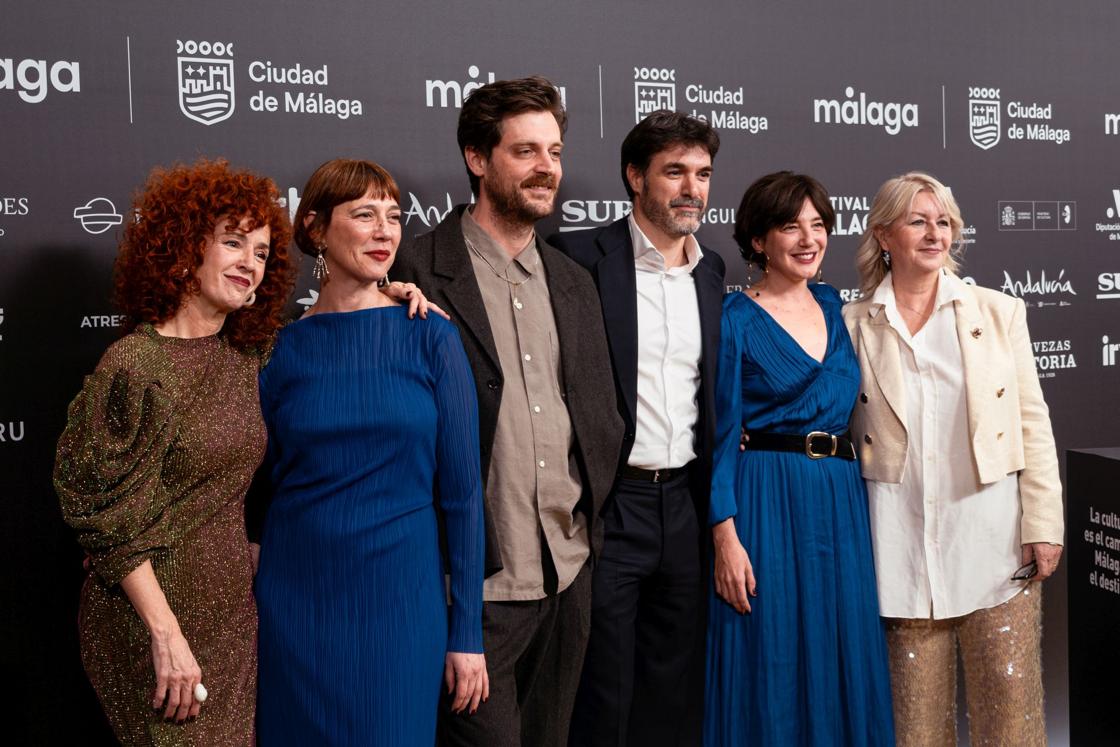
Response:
[1033,338,1075,379]
[177,40,234,125]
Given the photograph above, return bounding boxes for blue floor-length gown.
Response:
[254,307,484,745]
[704,285,894,746]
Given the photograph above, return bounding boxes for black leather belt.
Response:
[745,430,856,461]
[619,464,690,483]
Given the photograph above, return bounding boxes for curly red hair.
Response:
[113,159,295,352]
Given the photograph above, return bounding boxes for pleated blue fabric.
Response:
[255,306,484,745]
[704,284,895,746]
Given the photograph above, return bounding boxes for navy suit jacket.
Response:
[549,217,726,521]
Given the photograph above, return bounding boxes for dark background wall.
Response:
[4,1,1117,742]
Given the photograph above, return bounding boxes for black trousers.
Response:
[569,472,704,747]
[438,562,592,747]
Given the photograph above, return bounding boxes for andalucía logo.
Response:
[969,87,1000,150]
[999,268,1075,308]
[177,40,234,125]
[635,67,676,123]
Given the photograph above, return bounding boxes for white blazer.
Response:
[841,273,1064,545]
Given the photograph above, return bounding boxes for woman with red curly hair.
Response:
[54,159,295,745]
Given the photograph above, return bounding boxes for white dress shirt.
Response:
[868,270,1024,619]
[626,214,703,470]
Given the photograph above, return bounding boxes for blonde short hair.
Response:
[855,171,965,296]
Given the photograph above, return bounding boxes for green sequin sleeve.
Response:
[55,358,180,586]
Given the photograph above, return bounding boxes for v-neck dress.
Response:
[704,284,894,746]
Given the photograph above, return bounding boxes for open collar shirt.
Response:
[461,209,588,601]
[626,214,703,470]
[868,270,1024,619]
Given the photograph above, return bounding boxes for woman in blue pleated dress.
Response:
[250,159,487,745]
[704,171,894,746]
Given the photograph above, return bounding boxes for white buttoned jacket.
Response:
[841,274,1064,545]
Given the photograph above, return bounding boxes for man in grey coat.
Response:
[393,76,622,747]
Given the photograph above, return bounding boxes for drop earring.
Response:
[881,249,892,268]
[313,243,329,280]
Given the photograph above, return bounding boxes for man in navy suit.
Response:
[549,110,725,746]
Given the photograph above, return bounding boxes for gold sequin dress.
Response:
[55,326,263,746]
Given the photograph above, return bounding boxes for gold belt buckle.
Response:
[805,431,837,459]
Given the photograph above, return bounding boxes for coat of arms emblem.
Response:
[969,96,1000,150]
[177,40,235,126]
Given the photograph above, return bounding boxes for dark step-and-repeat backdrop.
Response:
[4,1,1119,743]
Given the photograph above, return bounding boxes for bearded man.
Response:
[549,110,725,747]
[394,76,622,747]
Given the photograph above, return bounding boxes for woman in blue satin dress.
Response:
[251,159,487,745]
[704,172,894,746]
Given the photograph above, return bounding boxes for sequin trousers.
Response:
[55,328,263,745]
[883,584,1045,747]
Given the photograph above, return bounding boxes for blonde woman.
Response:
[842,171,1063,746]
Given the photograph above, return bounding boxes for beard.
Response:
[639,190,704,237]
[483,172,557,226]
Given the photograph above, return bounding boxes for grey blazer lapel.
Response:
[539,242,589,395]
[432,209,501,372]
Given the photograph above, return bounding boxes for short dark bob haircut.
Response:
[620,110,720,199]
[733,171,835,268]
[293,159,401,257]
[456,75,567,196]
